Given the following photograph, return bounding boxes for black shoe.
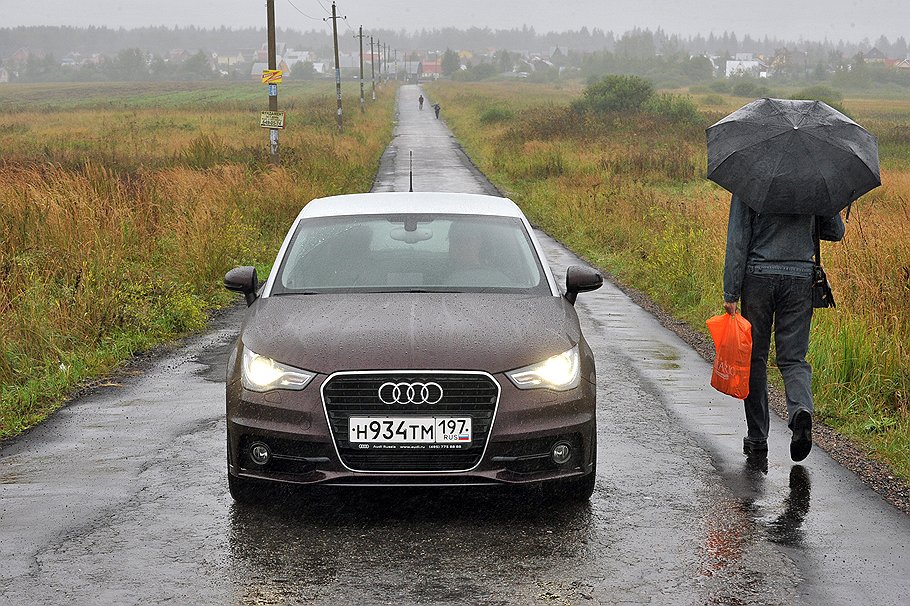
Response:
[743,437,768,473]
[790,410,813,462]
[743,437,768,457]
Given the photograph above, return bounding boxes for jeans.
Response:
[740,272,815,441]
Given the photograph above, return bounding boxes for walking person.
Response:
[433,103,441,119]
[708,97,880,467]
[723,195,845,463]
[418,94,424,110]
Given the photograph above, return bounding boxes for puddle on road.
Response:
[192,337,236,383]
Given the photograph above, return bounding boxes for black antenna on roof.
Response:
[409,150,414,192]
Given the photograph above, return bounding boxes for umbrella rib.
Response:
[766,98,796,127]
[793,100,816,129]
[799,127,880,176]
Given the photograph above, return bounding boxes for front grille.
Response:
[322,372,499,472]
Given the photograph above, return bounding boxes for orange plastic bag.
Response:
[706,312,752,399]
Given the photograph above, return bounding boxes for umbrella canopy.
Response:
[707,98,880,217]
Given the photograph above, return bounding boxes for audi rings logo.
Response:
[378,381,444,405]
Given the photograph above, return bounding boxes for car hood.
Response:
[241,293,579,374]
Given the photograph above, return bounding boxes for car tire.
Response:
[562,465,596,501]
[228,472,266,504]
[547,432,597,502]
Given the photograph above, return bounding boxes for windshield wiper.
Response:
[370,288,464,294]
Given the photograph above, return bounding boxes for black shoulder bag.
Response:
[812,219,836,309]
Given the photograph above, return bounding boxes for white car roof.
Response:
[298,192,526,219]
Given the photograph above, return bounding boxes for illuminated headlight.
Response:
[241,346,315,392]
[507,345,580,391]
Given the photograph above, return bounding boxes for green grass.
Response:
[0,81,399,439]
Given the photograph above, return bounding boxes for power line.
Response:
[284,0,322,21]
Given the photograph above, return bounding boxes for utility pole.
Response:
[266,0,279,163]
[325,2,343,132]
[375,39,381,86]
[384,43,388,80]
[355,26,365,113]
[370,36,376,100]
[393,48,398,80]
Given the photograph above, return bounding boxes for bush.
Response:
[731,79,771,98]
[642,93,704,125]
[578,74,654,113]
[701,94,726,106]
[708,80,731,93]
[451,63,498,82]
[478,106,515,124]
[791,85,850,116]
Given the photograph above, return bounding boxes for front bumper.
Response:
[226,372,596,487]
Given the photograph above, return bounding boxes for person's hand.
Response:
[723,300,738,316]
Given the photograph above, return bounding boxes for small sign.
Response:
[260,111,286,129]
[268,83,278,97]
[261,69,283,84]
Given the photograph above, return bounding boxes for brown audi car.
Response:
[224,193,603,501]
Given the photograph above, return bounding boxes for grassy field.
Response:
[426,80,910,480]
[0,81,398,438]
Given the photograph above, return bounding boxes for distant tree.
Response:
[180,51,215,80]
[106,48,148,81]
[290,61,313,80]
[496,49,513,73]
[615,29,655,62]
[441,48,460,76]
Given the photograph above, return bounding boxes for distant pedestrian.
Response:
[433,103,441,119]
[723,194,845,465]
[418,94,424,110]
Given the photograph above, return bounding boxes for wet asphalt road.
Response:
[1,84,909,605]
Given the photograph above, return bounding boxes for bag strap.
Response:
[813,217,822,267]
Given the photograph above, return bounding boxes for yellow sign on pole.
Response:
[261,69,283,84]
[260,111,286,129]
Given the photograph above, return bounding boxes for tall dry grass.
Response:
[428,81,910,479]
[0,83,397,437]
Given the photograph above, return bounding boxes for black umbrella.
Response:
[707,98,880,217]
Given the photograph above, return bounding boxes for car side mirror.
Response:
[565,265,603,305]
[224,266,259,307]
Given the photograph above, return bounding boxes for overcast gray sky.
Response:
[1,0,906,43]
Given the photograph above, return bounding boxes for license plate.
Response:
[348,417,472,444]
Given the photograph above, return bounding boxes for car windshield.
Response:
[271,213,549,295]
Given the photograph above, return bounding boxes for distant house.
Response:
[726,59,767,78]
[216,52,246,67]
[0,68,9,83]
[420,60,442,79]
[169,49,190,63]
[865,47,887,63]
[256,43,286,63]
[339,52,360,69]
[250,61,270,80]
[284,50,311,65]
[895,59,910,70]
[61,52,82,66]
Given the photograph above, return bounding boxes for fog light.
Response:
[551,442,572,465]
[249,442,271,466]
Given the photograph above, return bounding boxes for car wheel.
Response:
[562,465,596,501]
[547,432,597,502]
[228,472,266,504]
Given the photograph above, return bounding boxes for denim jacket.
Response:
[723,194,846,303]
